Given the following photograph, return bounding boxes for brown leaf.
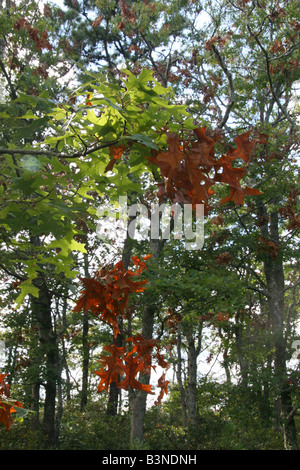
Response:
[104,145,126,172]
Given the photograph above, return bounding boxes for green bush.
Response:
[58,401,131,450]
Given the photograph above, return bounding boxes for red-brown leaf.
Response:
[105,144,126,172]
[117,355,154,394]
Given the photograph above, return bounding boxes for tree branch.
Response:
[0,140,119,160]
[245,16,296,133]
[0,261,26,281]
[211,44,235,128]
[0,57,17,101]
[287,403,300,424]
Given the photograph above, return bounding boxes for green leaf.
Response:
[48,231,87,258]
[17,111,39,120]
[15,279,39,306]
[126,134,159,149]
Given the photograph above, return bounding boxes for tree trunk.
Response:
[30,381,40,431]
[176,324,187,426]
[30,235,57,448]
[81,249,90,412]
[80,309,90,412]
[106,228,134,416]
[129,238,164,446]
[55,354,63,446]
[234,315,248,386]
[129,302,156,445]
[106,318,123,417]
[62,339,72,401]
[186,323,202,424]
[259,205,298,450]
[25,333,41,431]
[31,285,57,448]
[186,334,198,424]
[219,327,232,384]
[260,355,272,426]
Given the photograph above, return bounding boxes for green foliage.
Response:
[0,399,131,450]
[0,379,293,450]
[0,67,192,304]
[144,381,286,450]
[58,401,131,450]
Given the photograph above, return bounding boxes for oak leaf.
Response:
[155,373,170,405]
[126,335,157,373]
[148,127,262,212]
[94,345,126,392]
[224,130,256,164]
[0,374,23,431]
[117,355,154,394]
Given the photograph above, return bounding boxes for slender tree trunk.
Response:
[80,309,90,412]
[129,301,156,445]
[176,324,187,426]
[25,332,41,431]
[218,327,231,384]
[106,319,123,416]
[186,334,198,424]
[30,235,57,448]
[55,355,63,446]
[266,259,297,449]
[129,238,164,446]
[258,205,298,450]
[81,248,90,412]
[60,296,72,401]
[259,298,273,425]
[186,324,202,424]
[107,215,135,416]
[234,314,248,386]
[62,339,72,401]
[31,286,57,448]
[54,295,69,444]
[30,381,40,431]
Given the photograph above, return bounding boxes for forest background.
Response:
[0,0,299,451]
